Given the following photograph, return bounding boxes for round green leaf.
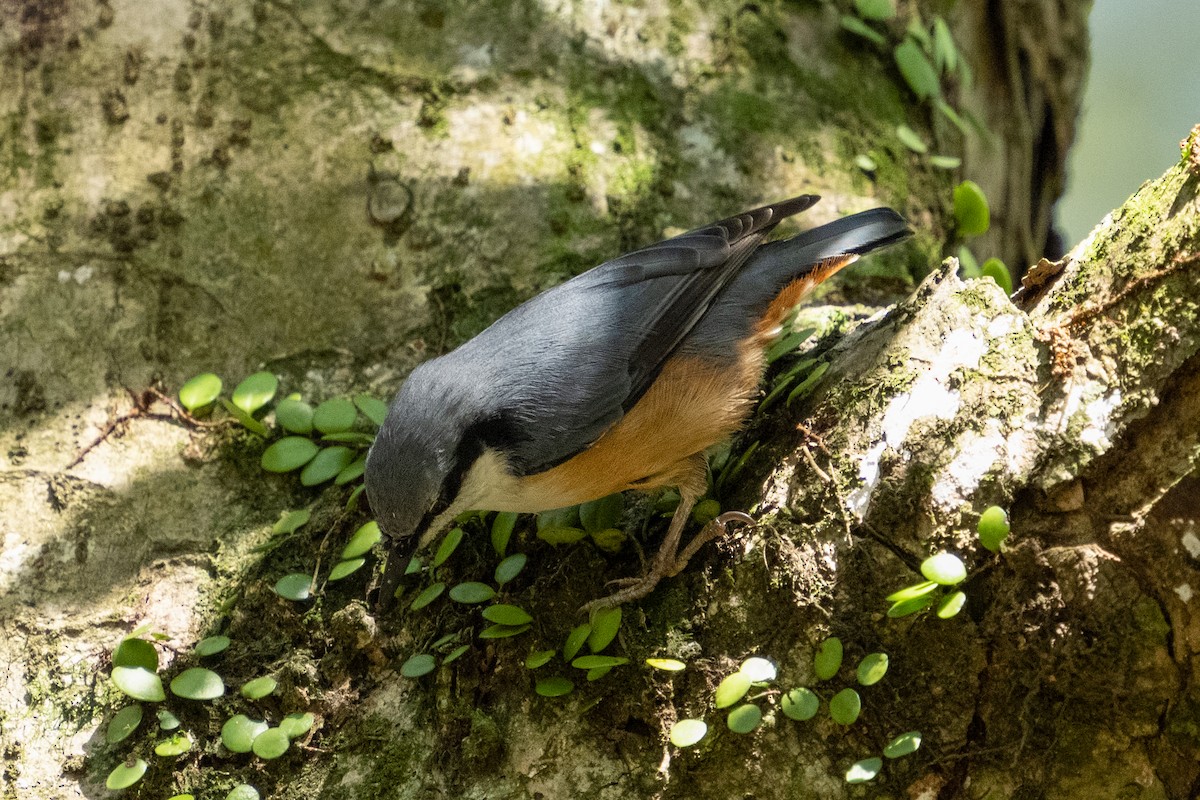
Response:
[342,521,382,559]
[884,730,922,758]
[105,759,148,790]
[571,655,629,669]
[953,179,991,236]
[537,526,587,545]
[830,688,862,725]
[937,590,967,618]
[112,666,166,702]
[479,623,531,639]
[981,258,1013,294]
[669,718,707,747]
[300,445,355,486]
[714,671,753,709]
[401,653,437,677]
[274,397,314,434]
[443,644,470,664]
[241,676,278,699]
[921,552,967,585]
[846,756,882,784]
[978,505,1011,552]
[857,653,889,686]
[410,582,445,611]
[483,604,533,626]
[312,398,356,434]
[888,593,937,617]
[195,635,230,657]
[328,558,365,581]
[272,509,311,535]
[854,0,895,21]
[781,687,819,721]
[155,732,193,757]
[895,123,928,153]
[494,553,527,585]
[814,637,843,680]
[157,709,180,730]
[840,14,887,46]
[854,153,879,172]
[646,658,686,672]
[586,666,612,681]
[113,637,159,671]
[739,656,776,683]
[170,667,225,700]
[274,572,313,601]
[933,15,957,72]
[587,606,622,653]
[894,38,940,99]
[562,623,592,661]
[280,712,315,739]
[433,527,464,567]
[590,527,626,553]
[252,727,290,759]
[169,795,196,800]
[526,650,555,669]
[261,437,319,473]
[354,394,389,427]
[335,455,367,485]
[886,580,939,603]
[232,372,277,414]
[449,581,495,604]
[222,715,269,753]
[580,493,624,533]
[179,373,221,412]
[726,703,762,734]
[534,677,574,697]
[226,785,261,800]
[491,512,518,555]
[105,705,143,744]
[931,154,963,170]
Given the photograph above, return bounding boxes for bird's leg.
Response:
[581,482,755,612]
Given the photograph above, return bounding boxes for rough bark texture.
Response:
[9,2,1199,800]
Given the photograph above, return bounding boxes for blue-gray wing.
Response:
[429,195,821,476]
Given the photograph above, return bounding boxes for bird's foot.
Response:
[579,511,755,613]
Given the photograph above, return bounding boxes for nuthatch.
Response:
[366,195,910,608]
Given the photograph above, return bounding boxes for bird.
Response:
[365,195,910,610]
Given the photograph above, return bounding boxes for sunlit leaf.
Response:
[170,667,225,700]
[112,666,165,702]
[669,718,707,747]
[179,373,221,412]
[232,372,278,414]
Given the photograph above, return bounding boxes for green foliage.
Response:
[449,582,495,603]
[222,715,268,753]
[179,373,221,412]
[312,398,357,434]
[814,637,843,680]
[112,666,166,702]
[154,732,193,757]
[482,604,533,626]
[274,573,313,601]
[845,757,882,783]
[978,505,1011,552]
[587,606,622,653]
[226,786,260,800]
[726,703,762,734]
[113,637,159,671]
[410,582,445,611]
[669,718,707,747]
[854,0,896,21]
[433,527,465,567]
[491,512,518,555]
[274,397,314,434]
[894,39,940,99]
[105,705,143,744]
[494,553,527,585]
[714,671,754,709]
[170,668,225,700]
[232,372,278,415]
[645,658,686,672]
[241,676,278,699]
[856,653,889,686]
[781,688,819,721]
[251,727,290,759]
[106,758,148,790]
[534,677,574,697]
[525,650,555,669]
[895,124,928,154]
[883,731,922,758]
[829,688,862,725]
[920,552,967,585]
[342,521,382,559]
[195,635,230,657]
[839,15,886,46]
[261,437,320,473]
[981,258,1012,292]
[400,654,436,678]
[953,180,991,236]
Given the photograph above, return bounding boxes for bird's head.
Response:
[364,364,472,562]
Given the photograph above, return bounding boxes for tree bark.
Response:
[8,2,1198,800]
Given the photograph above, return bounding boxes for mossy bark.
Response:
[10,2,1199,800]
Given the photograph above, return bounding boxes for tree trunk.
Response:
[8,2,1198,800]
